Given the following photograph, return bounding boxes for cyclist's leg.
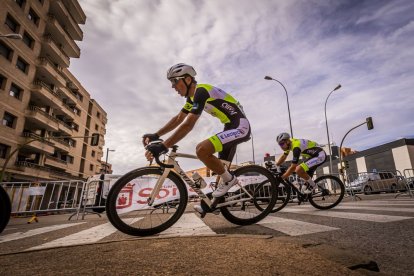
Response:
[197,118,250,197]
[297,150,326,192]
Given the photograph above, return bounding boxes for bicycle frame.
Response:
[148,148,254,209]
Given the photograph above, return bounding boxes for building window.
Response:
[68,155,74,164]
[89,164,94,171]
[15,0,26,8]
[71,123,79,131]
[97,112,101,118]
[5,14,19,33]
[0,143,10,159]
[0,74,6,90]
[28,9,40,26]
[16,57,29,73]
[9,83,22,100]
[95,124,99,131]
[2,112,17,128]
[91,150,95,157]
[0,42,13,60]
[22,32,34,49]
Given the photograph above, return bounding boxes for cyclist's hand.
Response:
[142,133,159,146]
[145,142,168,161]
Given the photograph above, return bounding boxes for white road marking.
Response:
[342,200,414,206]
[258,216,339,236]
[335,206,414,213]
[28,218,140,250]
[280,207,412,222]
[160,213,216,236]
[0,223,85,243]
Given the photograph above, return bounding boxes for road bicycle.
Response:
[106,143,279,236]
[0,185,11,234]
[254,162,345,212]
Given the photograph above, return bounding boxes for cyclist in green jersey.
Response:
[275,132,327,193]
[143,63,251,208]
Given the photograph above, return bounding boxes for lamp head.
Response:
[264,76,273,80]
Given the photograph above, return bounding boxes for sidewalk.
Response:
[0,234,367,275]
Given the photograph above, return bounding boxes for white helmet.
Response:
[276,132,290,143]
[167,63,196,79]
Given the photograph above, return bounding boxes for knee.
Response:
[196,144,208,159]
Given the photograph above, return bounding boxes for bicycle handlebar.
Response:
[154,154,174,169]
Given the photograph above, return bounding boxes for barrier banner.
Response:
[114,175,268,214]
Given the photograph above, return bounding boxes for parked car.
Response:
[347,171,404,195]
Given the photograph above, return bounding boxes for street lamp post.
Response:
[264,76,293,137]
[105,148,115,174]
[251,133,255,164]
[324,84,342,174]
[0,33,22,39]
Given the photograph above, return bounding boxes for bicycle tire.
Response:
[254,178,291,213]
[220,165,278,225]
[309,175,345,210]
[0,186,11,234]
[106,167,188,236]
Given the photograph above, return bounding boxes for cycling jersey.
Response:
[181,84,246,124]
[283,138,326,176]
[283,138,322,164]
[181,84,250,161]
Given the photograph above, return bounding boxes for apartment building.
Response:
[0,0,107,181]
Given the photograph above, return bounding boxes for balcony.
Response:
[31,81,75,119]
[57,120,73,136]
[62,0,86,24]
[45,155,68,170]
[25,106,60,132]
[49,0,83,41]
[46,15,80,58]
[15,161,51,179]
[51,137,70,152]
[41,35,70,68]
[36,57,66,88]
[21,132,55,155]
[59,86,78,105]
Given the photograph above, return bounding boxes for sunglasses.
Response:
[169,77,185,85]
[278,140,288,146]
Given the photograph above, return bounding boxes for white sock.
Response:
[307,178,315,187]
[220,170,233,183]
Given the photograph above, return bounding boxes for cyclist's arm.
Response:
[275,153,288,166]
[156,111,187,137]
[163,113,200,148]
[281,147,301,179]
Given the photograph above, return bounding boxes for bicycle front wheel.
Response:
[106,167,188,236]
[254,178,291,213]
[309,175,345,210]
[220,165,278,225]
[0,186,11,234]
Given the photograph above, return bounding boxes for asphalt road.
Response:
[1,193,413,275]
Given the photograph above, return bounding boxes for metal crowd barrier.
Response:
[0,180,85,222]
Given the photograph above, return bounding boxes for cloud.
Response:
[70,0,414,174]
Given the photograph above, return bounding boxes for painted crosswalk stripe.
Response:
[160,213,216,236]
[280,208,412,222]
[0,223,85,243]
[28,218,140,251]
[342,201,414,206]
[258,216,338,236]
[335,206,414,213]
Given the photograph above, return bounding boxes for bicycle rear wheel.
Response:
[220,165,278,225]
[254,179,291,213]
[309,175,344,210]
[106,167,188,236]
[0,186,11,234]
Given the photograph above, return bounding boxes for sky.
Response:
[70,0,414,174]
